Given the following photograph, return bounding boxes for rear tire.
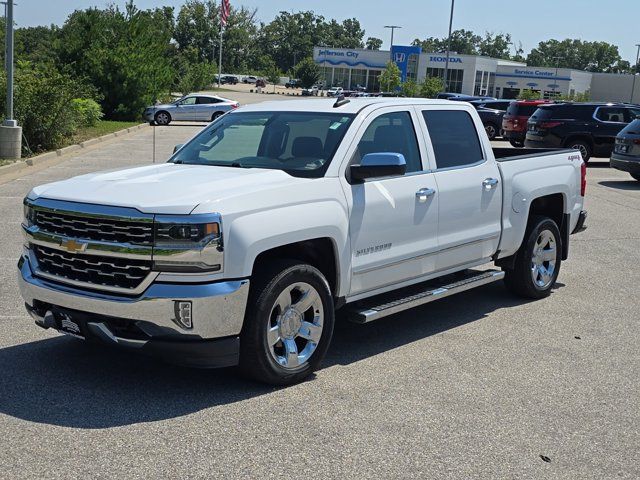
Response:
[211,111,224,122]
[566,139,592,163]
[484,123,498,141]
[239,260,335,386]
[503,215,562,299]
[509,139,524,148]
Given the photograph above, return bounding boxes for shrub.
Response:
[71,98,104,127]
[400,79,420,98]
[0,62,94,153]
[295,57,320,89]
[177,62,215,95]
[419,76,445,98]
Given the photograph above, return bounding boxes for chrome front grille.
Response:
[34,209,153,246]
[33,245,152,291]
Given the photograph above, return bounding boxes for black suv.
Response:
[525,103,640,162]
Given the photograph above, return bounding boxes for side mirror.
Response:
[173,144,184,153]
[350,153,407,183]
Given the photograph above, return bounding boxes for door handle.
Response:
[416,188,436,203]
[483,178,499,190]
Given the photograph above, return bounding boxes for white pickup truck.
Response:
[19,98,587,385]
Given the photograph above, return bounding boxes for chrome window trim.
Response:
[592,106,629,125]
[25,197,154,222]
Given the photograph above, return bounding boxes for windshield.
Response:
[170,111,355,177]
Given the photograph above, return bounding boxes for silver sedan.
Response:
[144,94,239,125]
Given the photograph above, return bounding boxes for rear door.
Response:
[594,106,629,153]
[343,107,440,297]
[419,106,503,271]
[196,96,219,121]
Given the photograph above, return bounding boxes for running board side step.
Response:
[349,269,505,323]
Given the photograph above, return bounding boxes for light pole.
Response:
[0,0,21,159]
[552,56,563,98]
[630,44,640,104]
[443,0,455,93]
[384,25,401,92]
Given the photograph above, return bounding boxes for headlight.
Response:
[23,200,35,227]
[153,214,223,273]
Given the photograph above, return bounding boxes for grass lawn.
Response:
[71,120,142,145]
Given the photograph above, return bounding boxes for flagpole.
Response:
[217,26,223,89]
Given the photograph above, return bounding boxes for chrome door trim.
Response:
[352,235,500,276]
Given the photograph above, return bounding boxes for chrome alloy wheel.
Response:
[485,124,497,139]
[571,143,588,160]
[531,229,557,289]
[267,282,324,370]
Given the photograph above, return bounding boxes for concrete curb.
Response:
[0,123,149,184]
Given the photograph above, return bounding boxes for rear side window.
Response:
[530,107,553,120]
[355,111,422,173]
[596,107,627,123]
[422,110,484,169]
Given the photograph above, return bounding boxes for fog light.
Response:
[173,301,193,330]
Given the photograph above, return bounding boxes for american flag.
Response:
[220,0,230,27]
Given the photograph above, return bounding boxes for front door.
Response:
[419,107,503,271]
[343,108,439,297]
[173,96,199,121]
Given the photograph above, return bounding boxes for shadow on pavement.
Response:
[0,282,532,429]
[598,180,640,191]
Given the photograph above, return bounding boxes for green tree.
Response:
[295,57,320,88]
[174,0,218,63]
[400,79,419,97]
[56,3,175,119]
[379,61,401,92]
[264,62,282,93]
[478,32,512,59]
[527,39,624,72]
[366,37,383,51]
[412,36,444,53]
[517,89,540,100]
[419,76,445,98]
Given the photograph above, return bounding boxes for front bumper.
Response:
[610,154,640,174]
[18,255,250,368]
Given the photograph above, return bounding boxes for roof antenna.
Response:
[333,94,350,108]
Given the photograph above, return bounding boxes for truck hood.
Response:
[31,163,309,214]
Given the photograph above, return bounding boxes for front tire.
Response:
[239,260,335,386]
[154,111,171,126]
[503,215,562,299]
[509,139,524,148]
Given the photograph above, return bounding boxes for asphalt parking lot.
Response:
[0,105,639,478]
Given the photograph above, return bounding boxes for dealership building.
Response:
[313,46,640,102]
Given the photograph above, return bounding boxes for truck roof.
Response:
[238,97,459,114]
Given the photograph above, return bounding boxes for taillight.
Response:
[539,121,562,129]
[580,161,587,197]
[231,103,239,109]
[634,139,640,145]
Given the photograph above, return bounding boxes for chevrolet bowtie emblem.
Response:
[60,238,88,253]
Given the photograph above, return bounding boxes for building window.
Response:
[474,70,484,96]
[350,68,367,90]
[333,68,349,88]
[427,67,464,93]
[407,54,419,81]
[318,66,333,88]
[487,72,496,96]
[368,69,382,92]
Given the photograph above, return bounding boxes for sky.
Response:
[14,0,640,63]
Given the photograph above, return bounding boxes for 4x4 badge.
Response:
[60,238,88,253]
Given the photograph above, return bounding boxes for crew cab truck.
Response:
[18,98,587,385]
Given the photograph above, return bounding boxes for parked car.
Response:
[525,102,640,162]
[610,117,640,181]
[20,98,586,385]
[243,76,258,84]
[143,94,239,125]
[220,75,239,85]
[301,85,319,96]
[502,100,551,148]
[476,107,505,140]
[326,86,344,97]
[469,100,512,112]
[285,79,301,89]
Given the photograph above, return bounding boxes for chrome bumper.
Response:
[18,255,250,341]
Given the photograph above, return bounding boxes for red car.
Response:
[502,100,551,148]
